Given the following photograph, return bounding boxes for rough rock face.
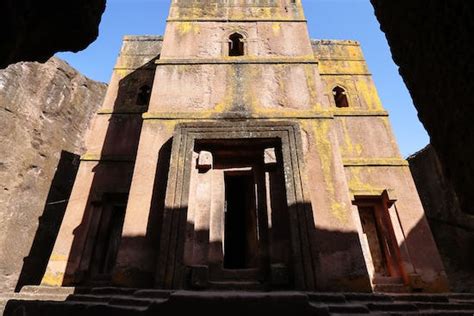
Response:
[0,0,106,68]
[0,57,107,292]
[408,145,474,292]
[370,1,474,216]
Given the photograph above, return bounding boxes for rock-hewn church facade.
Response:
[41,0,448,293]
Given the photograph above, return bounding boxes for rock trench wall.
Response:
[0,57,107,292]
[408,146,474,292]
[371,0,474,292]
[370,0,474,216]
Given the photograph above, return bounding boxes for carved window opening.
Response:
[136,85,152,106]
[333,86,349,108]
[229,33,245,57]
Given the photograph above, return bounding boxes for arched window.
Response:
[136,85,151,106]
[333,86,349,108]
[229,33,245,57]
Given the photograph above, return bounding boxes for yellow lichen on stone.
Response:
[340,118,363,156]
[302,120,349,223]
[272,22,281,35]
[355,78,383,111]
[332,202,349,223]
[302,65,319,109]
[49,254,68,261]
[161,119,182,134]
[213,66,235,113]
[41,271,64,287]
[348,167,378,192]
[177,22,200,35]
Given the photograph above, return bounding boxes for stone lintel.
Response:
[350,189,398,204]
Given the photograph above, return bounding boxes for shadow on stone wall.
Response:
[14,151,80,292]
[13,56,159,290]
[61,58,158,286]
[408,145,474,292]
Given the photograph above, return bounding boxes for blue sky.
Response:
[57,0,429,157]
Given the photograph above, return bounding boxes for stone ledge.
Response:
[155,58,318,65]
[142,111,333,120]
[80,154,135,163]
[312,39,361,46]
[141,110,388,120]
[123,35,164,42]
[333,110,388,117]
[166,18,307,23]
[97,109,146,115]
[320,72,372,76]
[343,158,409,167]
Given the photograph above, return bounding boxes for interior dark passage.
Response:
[224,173,258,269]
[88,195,127,280]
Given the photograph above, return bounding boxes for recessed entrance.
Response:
[354,193,404,285]
[81,193,127,283]
[223,172,258,270]
[157,122,313,290]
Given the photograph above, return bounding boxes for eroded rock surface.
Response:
[0,0,106,68]
[408,145,474,292]
[371,0,474,216]
[0,57,107,292]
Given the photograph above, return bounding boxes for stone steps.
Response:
[309,292,474,315]
[2,287,474,315]
[207,280,264,290]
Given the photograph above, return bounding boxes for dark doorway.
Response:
[88,194,127,278]
[224,172,258,269]
[356,199,403,280]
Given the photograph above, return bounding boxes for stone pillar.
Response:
[112,121,173,288]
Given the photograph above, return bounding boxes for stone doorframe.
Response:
[155,121,316,290]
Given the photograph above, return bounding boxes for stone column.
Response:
[112,121,173,288]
